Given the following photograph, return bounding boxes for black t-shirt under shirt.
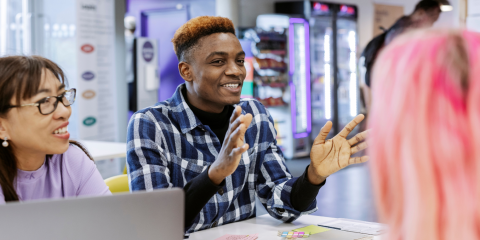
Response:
[182,87,234,145]
[181,88,324,230]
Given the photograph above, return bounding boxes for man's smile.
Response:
[220,82,242,93]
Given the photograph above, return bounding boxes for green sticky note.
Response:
[292,225,330,235]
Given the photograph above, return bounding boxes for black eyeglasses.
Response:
[7,88,76,115]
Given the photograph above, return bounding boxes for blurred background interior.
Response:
[0,0,478,222]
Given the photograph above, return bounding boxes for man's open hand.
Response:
[307,114,369,185]
[208,106,253,185]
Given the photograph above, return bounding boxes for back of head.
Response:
[414,0,441,12]
[124,16,136,31]
[368,29,480,240]
[171,16,235,62]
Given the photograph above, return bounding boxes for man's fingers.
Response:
[232,143,249,156]
[236,114,252,142]
[348,156,369,165]
[229,115,244,132]
[243,113,253,131]
[313,121,332,145]
[225,127,242,149]
[224,115,241,144]
[338,114,365,138]
[347,130,370,146]
[350,142,368,155]
[225,112,250,141]
[229,106,242,124]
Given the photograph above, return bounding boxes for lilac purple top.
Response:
[0,144,111,204]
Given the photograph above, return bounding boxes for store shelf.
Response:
[259,50,286,55]
[257,97,288,107]
[257,82,288,88]
[255,69,285,77]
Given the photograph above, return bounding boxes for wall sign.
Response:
[81,44,95,53]
[142,41,154,62]
[81,71,95,81]
[82,117,97,126]
[82,90,96,99]
[76,0,117,141]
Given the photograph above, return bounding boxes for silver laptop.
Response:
[0,188,184,240]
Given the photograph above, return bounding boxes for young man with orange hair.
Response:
[127,16,369,234]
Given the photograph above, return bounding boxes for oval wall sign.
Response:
[81,71,95,81]
[83,117,97,126]
[142,41,154,62]
[82,90,96,99]
[81,44,95,53]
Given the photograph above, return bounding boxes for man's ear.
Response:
[178,62,194,83]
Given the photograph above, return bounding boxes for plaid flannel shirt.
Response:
[127,84,317,233]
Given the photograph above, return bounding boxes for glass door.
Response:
[289,18,311,139]
[336,7,359,136]
[309,16,334,141]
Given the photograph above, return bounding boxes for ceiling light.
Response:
[440,5,453,11]
[437,0,452,12]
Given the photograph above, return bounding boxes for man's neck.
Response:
[184,87,226,114]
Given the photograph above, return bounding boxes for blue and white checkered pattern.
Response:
[127,84,317,234]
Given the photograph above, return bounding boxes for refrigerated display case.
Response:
[275,1,360,140]
[309,10,333,140]
[245,14,311,159]
[335,6,359,132]
[289,18,311,139]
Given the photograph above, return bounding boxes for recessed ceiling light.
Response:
[440,5,453,12]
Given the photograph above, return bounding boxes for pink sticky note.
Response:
[214,233,259,240]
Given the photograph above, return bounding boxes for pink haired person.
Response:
[369,29,480,240]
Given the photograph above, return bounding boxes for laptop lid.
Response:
[0,188,184,240]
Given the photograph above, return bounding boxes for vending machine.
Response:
[275,1,360,140]
[248,14,311,159]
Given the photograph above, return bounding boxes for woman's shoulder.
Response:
[51,144,110,197]
[52,143,96,175]
[64,143,93,160]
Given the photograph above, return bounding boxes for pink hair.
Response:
[368,29,480,240]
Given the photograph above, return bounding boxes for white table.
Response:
[189,214,383,240]
[79,140,127,161]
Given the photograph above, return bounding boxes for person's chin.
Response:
[47,139,71,155]
[224,95,241,105]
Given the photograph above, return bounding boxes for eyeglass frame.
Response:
[6,88,76,115]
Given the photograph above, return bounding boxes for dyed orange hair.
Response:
[171,16,235,61]
[368,29,480,240]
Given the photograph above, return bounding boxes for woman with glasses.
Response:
[0,55,110,203]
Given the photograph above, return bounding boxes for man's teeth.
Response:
[223,84,239,88]
[54,127,68,134]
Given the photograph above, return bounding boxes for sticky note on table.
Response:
[292,225,330,235]
[213,233,258,240]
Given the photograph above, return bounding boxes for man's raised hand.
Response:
[307,114,369,185]
[208,106,253,185]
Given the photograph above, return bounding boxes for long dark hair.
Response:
[0,56,68,202]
